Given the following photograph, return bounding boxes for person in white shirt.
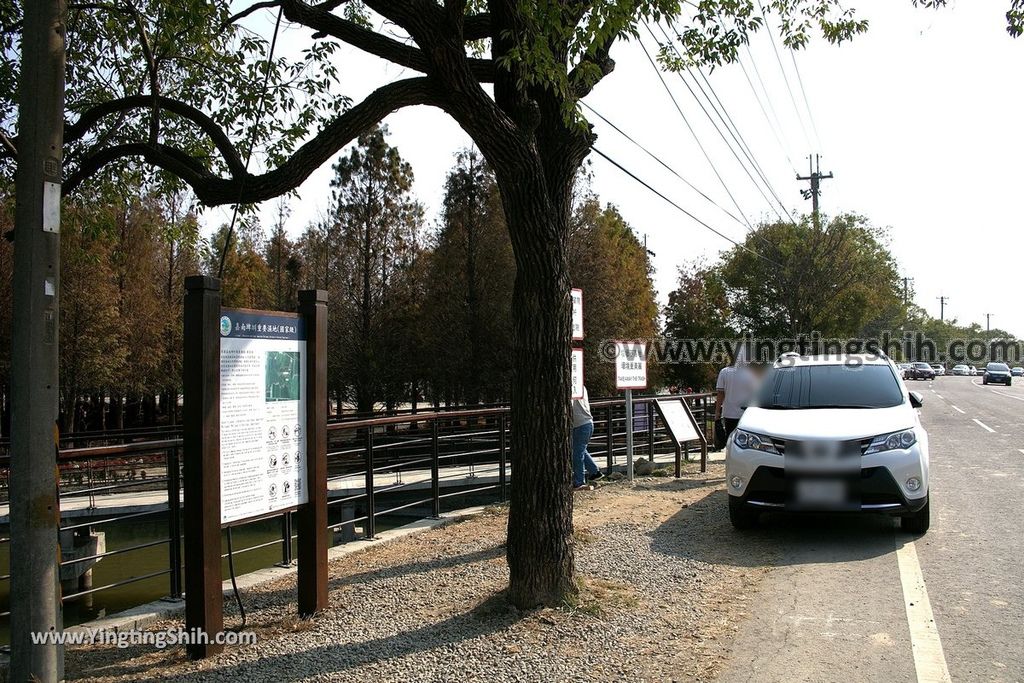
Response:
[715,352,759,444]
[571,386,603,489]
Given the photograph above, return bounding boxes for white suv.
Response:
[726,354,930,533]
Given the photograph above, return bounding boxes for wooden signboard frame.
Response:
[182,277,327,659]
[653,398,709,476]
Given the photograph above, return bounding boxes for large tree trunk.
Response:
[499,168,576,608]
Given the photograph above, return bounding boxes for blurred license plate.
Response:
[795,479,846,504]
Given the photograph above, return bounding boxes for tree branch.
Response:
[65,94,247,178]
[281,0,495,81]
[64,77,446,205]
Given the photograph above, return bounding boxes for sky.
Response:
[209,0,1024,337]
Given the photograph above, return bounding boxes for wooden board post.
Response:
[296,289,328,617]
[182,276,223,659]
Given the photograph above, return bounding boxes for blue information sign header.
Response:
[219,308,305,341]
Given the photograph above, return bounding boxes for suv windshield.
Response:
[757,364,904,409]
[987,363,1010,372]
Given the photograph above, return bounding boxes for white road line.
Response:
[973,418,996,433]
[896,539,952,683]
[990,389,1024,402]
[1019,449,1024,455]
[934,394,943,400]
[951,405,965,414]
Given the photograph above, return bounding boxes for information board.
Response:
[571,347,585,399]
[615,340,648,390]
[571,288,584,340]
[654,398,704,446]
[218,309,308,524]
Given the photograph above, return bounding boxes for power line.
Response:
[635,32,755,232]
[655,23,795,224]
[756,1,813,152]
[581,102,749,229]
[736,46,798,175]
[789,49,823,152]
[647,22,790,226]
[591,147,782,268]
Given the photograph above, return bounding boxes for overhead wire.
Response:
[634,30,756,233]
[590,147,783,268]
[646,22,791,226]
[581,101,749,230]
[756,1,813,152]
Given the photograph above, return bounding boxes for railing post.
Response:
[605,404,614,474]
[279,512,293,567]
[431,419,440,517]
[166,445,182,601]
[365,428,375,539]
[647,401,655,464]
[498,413,507,501]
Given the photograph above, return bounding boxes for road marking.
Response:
[896,539,952,683]
[934,394,943,400]
[951,405,965,414]
[1019,449,1024,455]
[990,389,1024,402]
[973,418,996,433]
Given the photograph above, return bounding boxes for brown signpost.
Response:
[182,277,328,659]
[183,276,224,659]
[296,289,328,617]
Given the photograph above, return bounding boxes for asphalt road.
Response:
[718,376,1024,683]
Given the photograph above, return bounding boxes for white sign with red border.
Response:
[571,347,585,399]
[571,288,584,341]
[615,340,648,390]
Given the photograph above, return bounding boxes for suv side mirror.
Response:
[909,391,924,408]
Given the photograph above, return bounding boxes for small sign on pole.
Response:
[571,347,585,399]
[571,288,584,341]
[615,341,648,481]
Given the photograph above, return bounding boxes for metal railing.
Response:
[0,392,714,629]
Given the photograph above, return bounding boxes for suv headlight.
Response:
[863,429,917,455]
[733,429,780,454]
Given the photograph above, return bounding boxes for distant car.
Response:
[951,364,970,376]
[898,363,912,379]
[930,364,946,376]
[906,362,936,381]
[968,366,978,376]
[1012,367,1024,377]
[983,362,1013,386]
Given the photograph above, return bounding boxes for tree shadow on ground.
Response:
[76,591,521,683]
[649,489,899,568]
[66,544,511,681]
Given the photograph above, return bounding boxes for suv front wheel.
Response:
[901,499,930,534]
[729,496,759,530]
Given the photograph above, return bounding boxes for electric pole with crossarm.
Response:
[797,154,833,229]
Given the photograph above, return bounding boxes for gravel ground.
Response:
[68,462,770,682]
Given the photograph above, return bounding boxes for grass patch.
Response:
[561,576,639,617]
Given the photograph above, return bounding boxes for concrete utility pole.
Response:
[902,277,914,306]
[985,313,993,333]
[937,296,950,322]
[797,154,833,228]
[10,0,67,679]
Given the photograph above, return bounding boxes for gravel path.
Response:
[69,463,767,682]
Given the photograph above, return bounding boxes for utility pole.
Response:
[985,313,993,333]
[937,295,950,322]
[10,0,67,680]
[902,277,915,307]
[797,154,833,228]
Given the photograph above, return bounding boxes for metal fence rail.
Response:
[0,393,714,629]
